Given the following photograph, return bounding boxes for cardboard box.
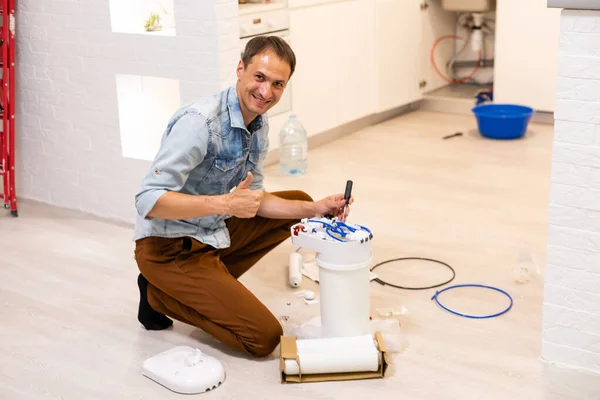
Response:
[279,331,390,384]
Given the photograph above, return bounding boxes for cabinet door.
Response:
[375,0,423,113]
[289,4,339,137]
[493,0,561,112]
[335,0,376,125]
[419,0,458,93]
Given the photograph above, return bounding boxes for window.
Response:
[115,74,181,160]
[109,0,176,36]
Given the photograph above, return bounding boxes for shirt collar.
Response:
[227,86,264,134]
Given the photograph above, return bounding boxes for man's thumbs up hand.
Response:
[227,172,264,218]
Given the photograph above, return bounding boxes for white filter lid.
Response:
[142,346,225,394]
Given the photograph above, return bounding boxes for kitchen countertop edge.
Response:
[548,0,600,10]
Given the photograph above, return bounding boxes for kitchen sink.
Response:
[441,0,495,12]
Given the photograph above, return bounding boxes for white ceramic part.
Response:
[142,346,225,395]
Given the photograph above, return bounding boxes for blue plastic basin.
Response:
[471,103,535,140]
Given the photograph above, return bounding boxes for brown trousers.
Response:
[134,190,312,357]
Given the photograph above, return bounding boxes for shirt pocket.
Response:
[215,156,245,173]
[204,156,246,193]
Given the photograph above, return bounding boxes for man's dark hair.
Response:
[242,36,296,77]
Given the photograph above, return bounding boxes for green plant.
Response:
[144,12,162,32]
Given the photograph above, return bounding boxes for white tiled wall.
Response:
[543,9,600,374]
[14,0,240,223]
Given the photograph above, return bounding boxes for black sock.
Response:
[137,274,173,331]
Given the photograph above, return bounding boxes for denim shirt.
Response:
[133,86,270,249]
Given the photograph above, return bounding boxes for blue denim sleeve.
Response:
[249,124,270,192]
[134,112,209,219]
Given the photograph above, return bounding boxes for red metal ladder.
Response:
[0,0,16,217]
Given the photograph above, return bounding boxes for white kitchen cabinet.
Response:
[375,0,423,113]
[335,0,376,125]
[265,112,289,153]
[288,0,425,136]
[493,0,561,112]
[289,3,340,136]
[289,0,375,136]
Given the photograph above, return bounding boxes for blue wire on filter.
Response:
[295,219,373,257]
[430,284,513,319]
[337,221,373,235]
[308,219,346,236]
[335,221,357,232]
[358,224,372,234]
[326,229,345,242]
[306,219,373,243]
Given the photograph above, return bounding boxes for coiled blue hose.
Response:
[430,283,513,319]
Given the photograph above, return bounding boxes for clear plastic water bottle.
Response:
[279,113,308,176]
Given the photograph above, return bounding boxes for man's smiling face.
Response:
[236,49,291,125]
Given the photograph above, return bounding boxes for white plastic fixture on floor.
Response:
[142,346,225,395]
[283,333,380,375]
[290,216,374,338]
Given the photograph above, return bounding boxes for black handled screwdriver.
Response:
[342,180,352,221]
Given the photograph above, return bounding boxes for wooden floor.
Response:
[2,110,600,399]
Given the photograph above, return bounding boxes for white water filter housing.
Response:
[471,13,484,53]
[290,217,373,338]
[318,257,371,338]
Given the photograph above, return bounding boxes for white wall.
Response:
[542,9,600,375]
[15,0,240,223]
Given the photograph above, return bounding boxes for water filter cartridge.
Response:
[289,252,303,288]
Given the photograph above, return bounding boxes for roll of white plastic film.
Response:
[289,252,303,288]
[283,343,380,375]
[296,334,375,353]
